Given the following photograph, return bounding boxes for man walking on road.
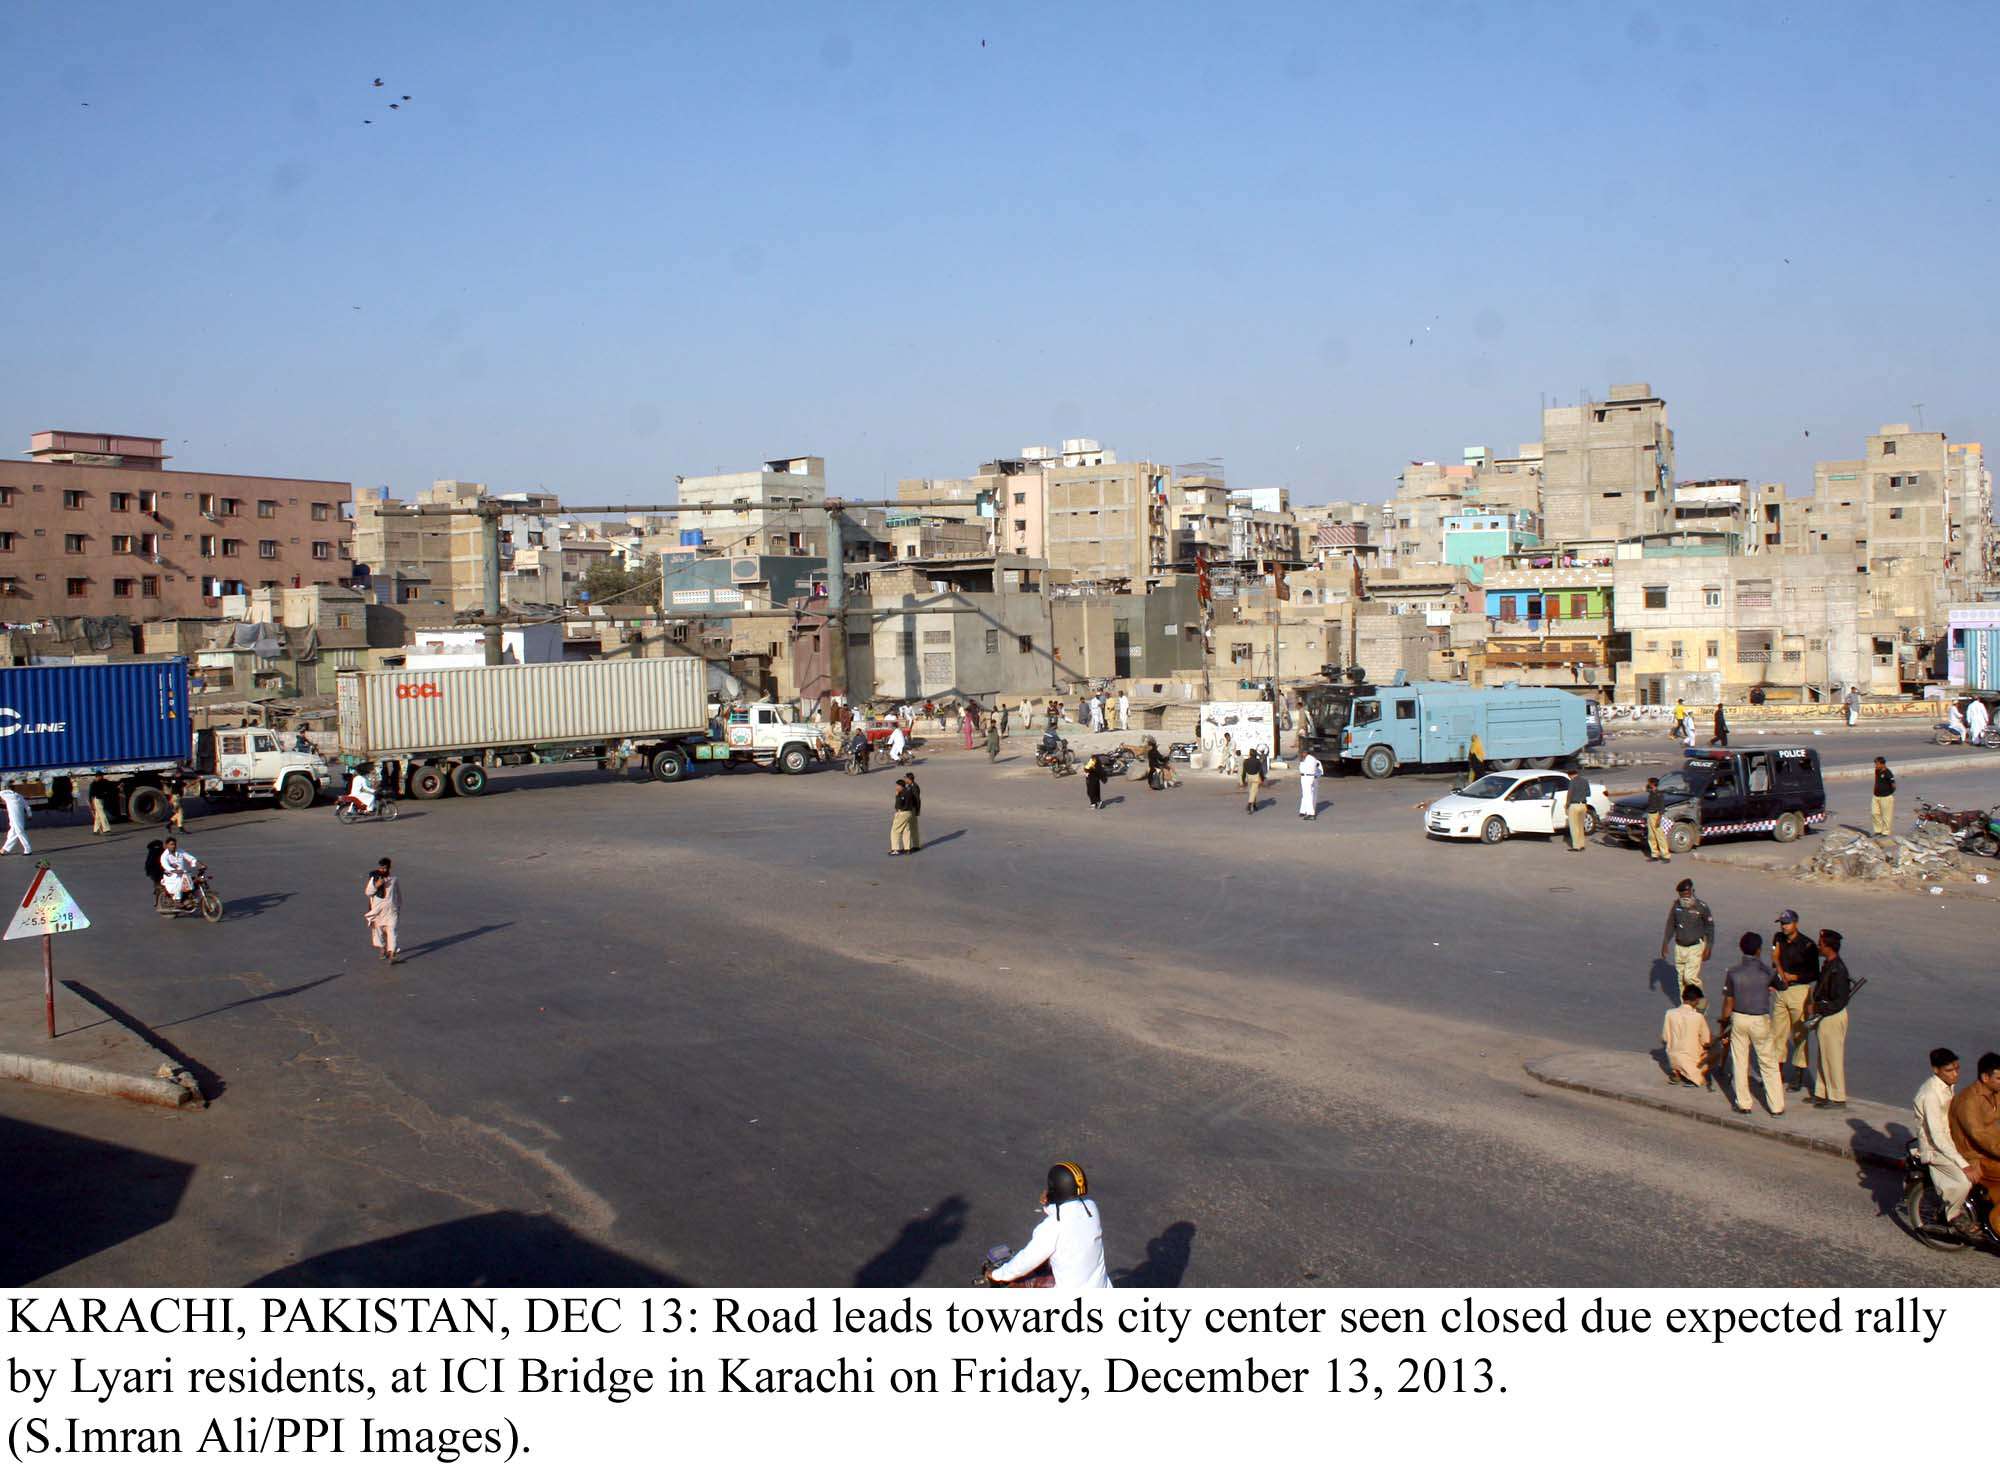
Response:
[1721,931,1783,1115]
[1769,908,1819,1092]
[1116,691,1129,731]
[1564,767,1591,852]
[1297,750,1323,821]
[365,857,401,964]
[87,774,115,835]
[1845,686,1861,727]
[1242,747,1267,814]
[1915,1049,1976,1232]
[1660,878,1714,991]
[986,719,1002,763]
[890,772,922,855]
[1808,929,1854,1108]
[1643,777,1671,862]
[1871,756,1896,836]
[0,780,30,855]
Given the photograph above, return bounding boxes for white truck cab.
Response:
[198,726,333,810]
[712,703,829,775]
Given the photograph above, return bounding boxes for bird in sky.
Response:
[373,78,383,86]
[389,103,399,109]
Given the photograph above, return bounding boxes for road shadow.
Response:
[250,1211,687,1287]
[1103,795,1127,807]
[1647,958,1681,1006]
[1112,1220,1196,1289]
[0,1115,195,1284]
[396,921,515,963]
[851,1194,968,1287]
[225,890,295,920]
[1850,1116,1915,1216]
[922,830,966,849]
[60,978,226,1103]
[153,974,342,1031]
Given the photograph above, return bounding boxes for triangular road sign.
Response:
[5,866,91,940]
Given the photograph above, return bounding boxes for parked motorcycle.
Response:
[1912,797,2000,856]
[1896,1141,1999,1255]
[155,863,224,923]
[335,795,400,823]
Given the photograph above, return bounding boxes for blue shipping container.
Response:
[0,660,191,774]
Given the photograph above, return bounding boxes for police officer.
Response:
[1659,877,1714,992]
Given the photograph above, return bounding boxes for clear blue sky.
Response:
[4,1,1994,506]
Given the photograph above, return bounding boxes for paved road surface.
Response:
[4,733,1997,1288]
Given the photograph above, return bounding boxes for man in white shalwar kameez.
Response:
[1297,750,1324,821]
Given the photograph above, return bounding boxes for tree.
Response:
[577,554,661,610]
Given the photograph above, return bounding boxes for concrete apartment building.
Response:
[351,481,491,621]
[1043,450,1174,587]
[0,430,352,621]
[1539,384,1675,544]
[675,456,829,558]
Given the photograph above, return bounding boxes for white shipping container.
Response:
[336,657,708,757]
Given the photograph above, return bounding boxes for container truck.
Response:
[334,656,816,797]
[1293,669,1600,779]
[0,659,333,821]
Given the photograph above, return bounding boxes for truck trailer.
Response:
[1294,672,1599,779]
[335,656,731,797]
[0,659,332,821]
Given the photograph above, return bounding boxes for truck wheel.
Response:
[778,745,810,775]
[1582,807,1601,836]
[1667,820,1698,853]
[407,766,446,801]
[1480,815,1508,845]
[448,763,488,798]
[650,748,687,782]
[1773,811,1803,844]
[1362,746,1396,780]
[126,786,168,826]
[279,773,316,810]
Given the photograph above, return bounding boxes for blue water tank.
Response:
[680,529,705,546]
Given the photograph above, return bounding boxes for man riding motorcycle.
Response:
[985,1162,1111,1289]
[343,766,379,816]
[158,837,202,907]
[1950,1051,2000,1233]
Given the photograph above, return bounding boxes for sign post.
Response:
[6,865,91,1038]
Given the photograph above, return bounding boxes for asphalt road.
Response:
[5,726,1999,1289]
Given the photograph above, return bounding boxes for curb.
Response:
[1522,1055,1900,1169]
[0,1051,203,1110]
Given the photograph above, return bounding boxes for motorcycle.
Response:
[1931,724,2000,748]
[972,1243,1053,1288]
[1035,736,1076,778]
[155,863,224,923]
[843,748,872,776]
[1911,798,1999,856]
[335,794,400,823]
[1094,748,1135,779]
[1896,1142,1999,1255]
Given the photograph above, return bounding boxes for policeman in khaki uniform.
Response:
[1659,878,1714,991]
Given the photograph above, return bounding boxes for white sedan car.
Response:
[1424,769,1612,845]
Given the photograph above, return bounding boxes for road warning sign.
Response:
[5,866,91,940]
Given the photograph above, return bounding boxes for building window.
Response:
[1882,440,1896,455]
[63,490,86,510]
[1702,586,1721,608]
[139,492,157,514]
[141,576,158,597]
[338,541,351,559]
[200,494,215,517]
[311,502,331,521]
[984,628,999,655]
[1013,491,1027,506]
[219,498,241,516]
[897,633,914,657]
[1018,635,1032,654]
[257,500,278,518]
[66,577,89,596]
[1602,489,1623,498]
[0,533,12,552]
[110,492,130,512]
[1013,520,1027,533]
[1705,640,1719,659]
[1888,507,1904,520]
[222,539,242,556]
[312,541,332,559]
[922,628,951,647]
[0,488,15,506]
[1230,642,1254,663]
[1643,586,1667,609]
[69,534,92,554]
[113,578,134,597]
[1669,641,1684,660]
[200,535,217,557]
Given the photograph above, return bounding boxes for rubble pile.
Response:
[1796,821,1974,885]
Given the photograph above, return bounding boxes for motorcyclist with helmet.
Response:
[985,1162,1110,1289]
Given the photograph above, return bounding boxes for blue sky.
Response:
[3,1,1994,505]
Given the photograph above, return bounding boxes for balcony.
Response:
[1486,616,1610,639]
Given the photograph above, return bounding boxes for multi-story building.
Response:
[675,456,829,559]
[351,481,491,622]
[1539,384,1675,544]
[1441,506,1540,571]
[0,430,352,620]
[1042,453,1173,587]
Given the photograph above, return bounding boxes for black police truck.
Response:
[1601,747,1828,853]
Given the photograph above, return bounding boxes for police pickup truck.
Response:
[1600,746,1828,853]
